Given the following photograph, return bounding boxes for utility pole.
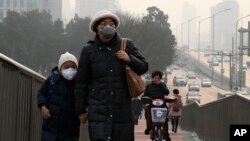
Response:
[220,50,224,85]
[238,28,249,90]
[211,8,231,81]
[231,37,235,89]
[208,51,232,87]
[198,17,211,65]
[188,16,200,55]
[229,52,233,90]
[235,15,250,87]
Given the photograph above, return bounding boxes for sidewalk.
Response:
[134,118,200,141]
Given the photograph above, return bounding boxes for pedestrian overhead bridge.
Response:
[1,53,250,141]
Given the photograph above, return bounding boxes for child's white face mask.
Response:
[61,68,77,80]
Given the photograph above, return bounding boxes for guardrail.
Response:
[0,53,45,141]
[0,53,89,141]
[184,53,230,90]
[180,94,250,141]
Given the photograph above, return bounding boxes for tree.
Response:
[0,7,176,75]
[118,7,176,72]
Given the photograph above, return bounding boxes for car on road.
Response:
[173,75,187,86]
[231,87,249,95]
[173,65,180,70]
[188,81,200,91]
[201,78,212,87]
[224,56,230,62]
[212,61,219,66]
[186,91,201,104]
[186,71,196,79]
[242,64,248,70]
[166,68,172,74]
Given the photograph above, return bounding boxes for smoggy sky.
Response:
[117,0,250,33]
[70,0,250,33]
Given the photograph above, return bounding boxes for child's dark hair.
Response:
[151,70,163,79]
[173,89,179,94]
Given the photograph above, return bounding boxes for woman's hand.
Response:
[79,113,88,123]
[116,51,131,63]
[41,106,50,119]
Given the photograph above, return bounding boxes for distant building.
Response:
[0,0,71,22]
[75,0,119,18]
[0,0,28,21]
[210,0,239,51]
[42,0,62,21]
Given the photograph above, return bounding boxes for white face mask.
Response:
[61,68,77,80]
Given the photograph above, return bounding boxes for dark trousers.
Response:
[41,130,79,141]
[171,116,180,133]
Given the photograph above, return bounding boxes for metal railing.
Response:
[0,53,45,141]
[180,94,250,141]
[0,53,89,141]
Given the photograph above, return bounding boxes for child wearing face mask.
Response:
[37,52,80,141]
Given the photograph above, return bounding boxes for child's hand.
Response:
[79,113,88,123]
[41,106,50,119]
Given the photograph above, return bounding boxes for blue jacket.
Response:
[37,67,80,137]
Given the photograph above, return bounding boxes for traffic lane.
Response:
[166,69,227,105]
[190,52,250,88]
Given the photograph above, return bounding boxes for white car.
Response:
[186,71,196,79]
[201,78,212,87]
[188,81,200,91]
[173,76,187,86]
[186,91,201,104]
[242,64,247,70]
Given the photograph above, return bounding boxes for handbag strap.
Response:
[120,38,127,51]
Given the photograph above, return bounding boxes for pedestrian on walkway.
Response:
[37,52,80,141]
[74,10,148,141]
[132,97,143,125]
[168,89,183,133]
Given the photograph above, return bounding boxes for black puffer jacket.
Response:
[74,34,148,141]
[142,82,175,109]
[37,67,80,137]
[143,82,170,100]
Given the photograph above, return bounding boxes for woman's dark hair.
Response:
[151,70,163,79]
[173,89,179,94]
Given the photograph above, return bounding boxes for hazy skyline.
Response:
[69,0,250,33]
[117,0,250,32]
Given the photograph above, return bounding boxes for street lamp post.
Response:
[180,22,187,51]
[234,14,250,87]
[175,24,181,48]
[211,8,231,81]
[188,16,200,55]
[198,17,211,64]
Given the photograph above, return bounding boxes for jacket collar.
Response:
[88,33,122,51]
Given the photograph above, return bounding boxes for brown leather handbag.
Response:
[120,38,146,98]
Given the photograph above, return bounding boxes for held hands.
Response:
[79,113,88,123]
[116,51,131,63]
[41,106,50,119]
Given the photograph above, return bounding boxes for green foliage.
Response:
[0,7,176,75]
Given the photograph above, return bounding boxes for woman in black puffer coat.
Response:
[74,10,148,141]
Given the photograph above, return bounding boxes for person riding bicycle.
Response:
[142,70,174,141]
